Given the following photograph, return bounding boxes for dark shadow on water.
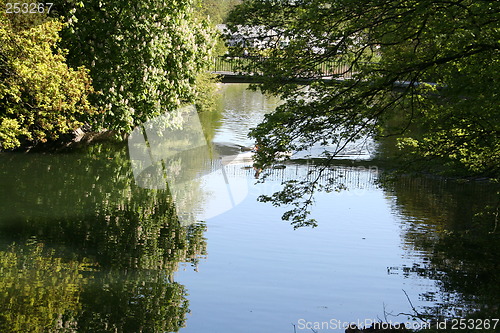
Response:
[380,175,500,321]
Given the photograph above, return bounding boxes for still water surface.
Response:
[0,84,498,332]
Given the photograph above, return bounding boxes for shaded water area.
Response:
[0,84,498,332]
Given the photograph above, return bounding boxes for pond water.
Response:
[0,84,498,332]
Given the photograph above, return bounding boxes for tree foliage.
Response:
[197,0,242,24]
[227,0,500,227]
[58,0,216,134]
[0,0,218,149]
[0,6,96,149]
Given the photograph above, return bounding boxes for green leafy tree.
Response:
[59,0,216,134]
[0,6,96,150]
[227,0,500,227]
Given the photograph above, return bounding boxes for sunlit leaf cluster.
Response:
[0,6,96,149]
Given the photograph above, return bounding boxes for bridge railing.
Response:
[212,56,356,79]
[215,161,380,190]
[212,56,263,74]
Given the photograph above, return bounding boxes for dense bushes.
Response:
[0,8,96,149]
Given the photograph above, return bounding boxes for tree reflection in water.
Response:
[382,175,500,321]
[0,142,208,332]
